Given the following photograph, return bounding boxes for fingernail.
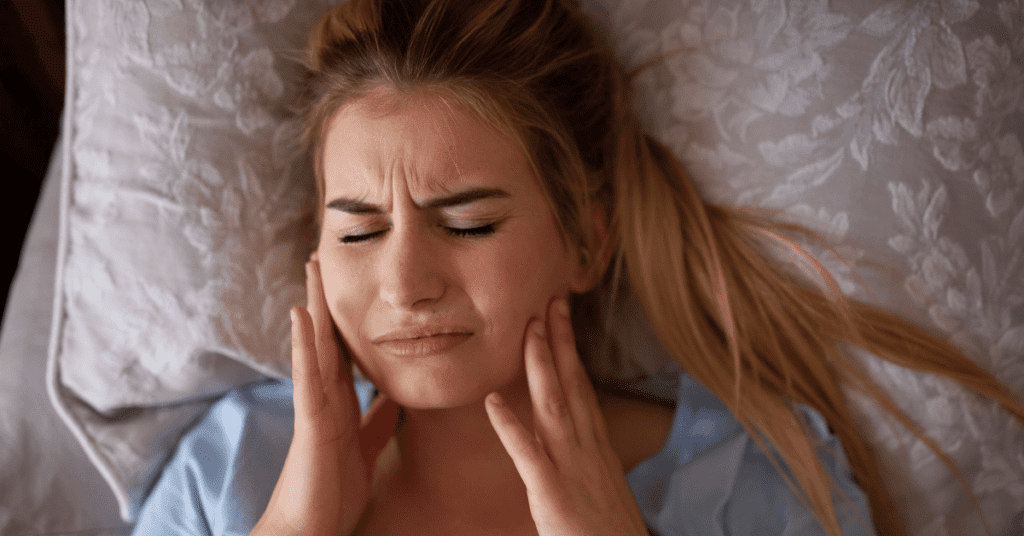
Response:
[290,309,296,323]
[556,298,570,319]
[532,319,545,338]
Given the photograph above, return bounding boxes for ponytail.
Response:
[611,119,1024,536]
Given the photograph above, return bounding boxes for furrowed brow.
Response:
[325,198,384,215]
[326,187,510,214]
[422,187,510,209]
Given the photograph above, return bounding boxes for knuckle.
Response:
[543,393,571,419]
[497,405,518,427]
[517,432,540,455]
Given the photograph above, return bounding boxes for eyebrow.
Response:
[325,187,511,214]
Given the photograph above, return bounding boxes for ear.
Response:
[569,202,611,293]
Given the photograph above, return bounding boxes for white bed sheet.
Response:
[0,137,132,536]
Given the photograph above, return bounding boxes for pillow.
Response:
[50,0,1024,533]
[49,0,338,521]
[586,0,1024,533]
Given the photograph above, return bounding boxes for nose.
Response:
[377,224,447,310]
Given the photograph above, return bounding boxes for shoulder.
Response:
[614,373,876,536]
[595,384,675,473]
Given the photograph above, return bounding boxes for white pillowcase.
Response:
[49,0,337,520]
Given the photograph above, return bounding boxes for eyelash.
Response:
[340,224,497,244]
[446,223,496,238]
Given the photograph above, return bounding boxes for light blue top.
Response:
[131,373,875,535]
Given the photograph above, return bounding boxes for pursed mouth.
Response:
[372,326,473,344]
[373,332,473,356]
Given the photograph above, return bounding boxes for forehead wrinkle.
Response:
[327,89,521,213]
[397,94,464,200]
[434,94,468,192]
[406,100,470,201]
[344,100,431,211]
[369,108,454,210]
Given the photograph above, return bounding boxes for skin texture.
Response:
[315,89,587,410]
[253,90,650,536]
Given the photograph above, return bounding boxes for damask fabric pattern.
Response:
[50,0,338,521]
[49,0,1023,534]
[585,0,1024,534]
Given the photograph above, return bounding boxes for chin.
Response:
[363,359,524,410]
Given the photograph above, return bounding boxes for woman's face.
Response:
[317,89,587,409]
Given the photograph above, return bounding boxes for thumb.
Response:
[358,394,399,466]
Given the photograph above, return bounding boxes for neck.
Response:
[389,375,535,517]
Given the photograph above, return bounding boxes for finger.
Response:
[307,262,366,445]
[524,317,579,451]
[547,297,598,443]
[358,394,399,467]
[485,392,557,491]
[306,260,342,386]
[550,298,615,459]
[290,306,323,423]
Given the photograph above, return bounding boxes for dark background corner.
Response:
[1,0,65,323]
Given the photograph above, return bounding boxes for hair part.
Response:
[298,1,1024,535]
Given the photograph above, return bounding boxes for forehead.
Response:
[321,90,531,201]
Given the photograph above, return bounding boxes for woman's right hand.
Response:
[252,258,399,536]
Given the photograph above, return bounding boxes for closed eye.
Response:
[340,223,496,244]
[340,229,388,244]
[444,223,496,238]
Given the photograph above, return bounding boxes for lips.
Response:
[372,326,473,356]
[374,333,472,356]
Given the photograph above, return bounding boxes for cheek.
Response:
[461,223,573,333]
[315,248,369,345]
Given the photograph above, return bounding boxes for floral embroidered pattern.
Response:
[57,0,334,520]
[596,0,1023,533]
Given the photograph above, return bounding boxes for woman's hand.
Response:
[484,298,650,536]
[252,259,399,536]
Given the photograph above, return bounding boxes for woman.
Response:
[132,0,1024,535]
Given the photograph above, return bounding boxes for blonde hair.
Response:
[297,1,1024,534]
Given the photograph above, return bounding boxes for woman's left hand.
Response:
[484,298,650,536]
